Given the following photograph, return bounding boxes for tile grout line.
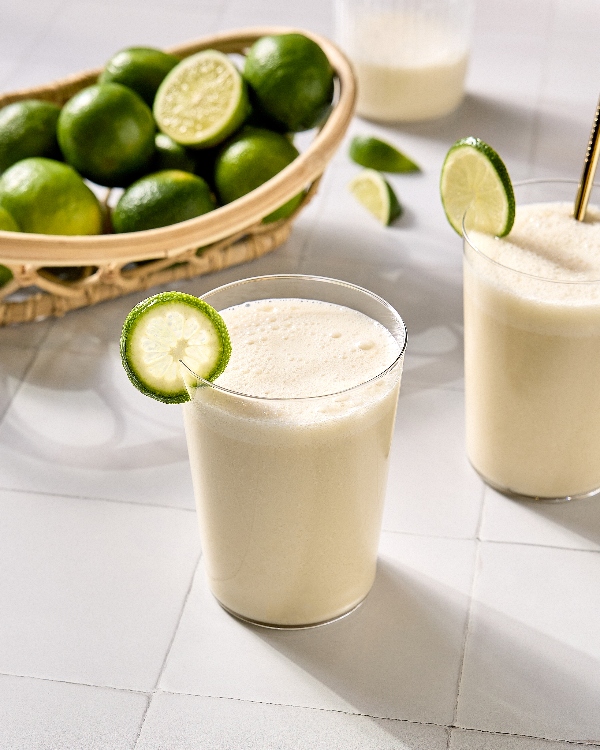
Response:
[0,319,57,428]
[132,554,202,749]
[452,725,600,748]
[481,537,600,555]
[2,669,599,747]
[0,484,197,513]
[138,688,600,748]
[449,533,482,737]
[155,688,453,729]
[380,526,478,543]
[0,670,149,696]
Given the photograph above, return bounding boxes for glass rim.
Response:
[462,178,600,286]
[185,273,407,402]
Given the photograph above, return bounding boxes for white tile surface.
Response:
[457,542,600,743]
[542,0,600,108]
[3,0,227,91]
[0,673,148,750]
[219,0,333,38]
[160,533,476,725]
[0,0,65,89]
[0,489,199,690]
[383,386,483,539]
[137,692,449,750]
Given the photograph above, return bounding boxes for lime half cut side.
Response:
[120,291,231,404]
[349,169,402,225]
[440,136,515,237]
[153,49,250,148]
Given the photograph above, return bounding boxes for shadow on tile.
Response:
[392,93,572,157]
[247,555,470,724]
[457,594,600,743]
[496,491,600,550]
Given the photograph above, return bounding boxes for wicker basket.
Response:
[0,27,356,325]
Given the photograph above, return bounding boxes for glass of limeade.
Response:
[335,0,474,122]
[463,179,600,502]
[182,275,407,628]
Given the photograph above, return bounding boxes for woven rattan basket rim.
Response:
[0,26,356,266]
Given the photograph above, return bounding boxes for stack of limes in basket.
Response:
[0,32,335,277]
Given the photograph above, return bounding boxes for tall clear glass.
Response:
[182,275,406,628]
[463,180,600,502]
[335,0,474,122]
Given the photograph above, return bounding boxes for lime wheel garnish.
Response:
[120,291,231,403]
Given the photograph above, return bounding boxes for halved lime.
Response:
[120,291,231,404]
[440,136,515,236]
[153,50,250,148]
[349,136,420,173]
[349,169,402,225]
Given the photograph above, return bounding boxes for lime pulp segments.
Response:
[153,50,250,148]
[440,136,515,237]
[120,291,231,404]
[349,169,402,225]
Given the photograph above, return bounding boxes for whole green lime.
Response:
[151,133,196,173]
[0,99,61,174]
[214,127,303,222]
[98,47,179,107]
[243,34,334,132]
[57,83,156,187]
[0,206,18,287]
[0,205,19,232]
[0,157,102,235]
[112,169,216,233]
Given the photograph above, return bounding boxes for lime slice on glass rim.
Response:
[440,136,515,237]
[349,135,420,173]
[120,291,231,404]
[153,49,250,148]
[349,169,402,225]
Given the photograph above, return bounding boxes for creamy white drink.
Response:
[464,201,600,499]
[183,295,404,626]
[340,11,469,122]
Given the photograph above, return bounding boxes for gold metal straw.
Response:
[574,95,600,221]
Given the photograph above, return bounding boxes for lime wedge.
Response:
[120,291,231,404]
[440,136,515,236]
[349,169,402,225]
[153,50,250,148]
[349,136,420,173]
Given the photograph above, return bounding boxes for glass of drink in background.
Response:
[463,180,600,501]
[335,0,474,122]
[183,275,407,628]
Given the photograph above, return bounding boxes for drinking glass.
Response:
[335,0,474,122]
[463,180,600,502]
[182,275,407,627]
